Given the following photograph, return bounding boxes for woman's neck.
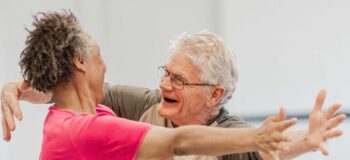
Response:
[52,81,97,114]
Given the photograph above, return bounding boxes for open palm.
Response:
[306,90,346,155]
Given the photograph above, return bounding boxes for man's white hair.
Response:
[169,31,238,106]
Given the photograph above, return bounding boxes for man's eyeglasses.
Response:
[157,66,217,90]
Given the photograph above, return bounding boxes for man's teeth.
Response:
[164,97,178,103]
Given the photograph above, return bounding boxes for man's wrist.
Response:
[17,80,30,95]
[251,128,261,151]
[303,133,317,152]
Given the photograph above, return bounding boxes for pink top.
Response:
[40,104,152,160]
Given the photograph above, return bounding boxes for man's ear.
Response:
[73,55,86,72]
[206,86,225,107]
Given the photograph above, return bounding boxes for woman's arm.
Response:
[137,112,298,160]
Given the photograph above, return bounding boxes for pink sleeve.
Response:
[66,115,152,160]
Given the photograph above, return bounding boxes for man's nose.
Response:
[159,76,173,91]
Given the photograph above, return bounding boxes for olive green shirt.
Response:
[101,83,262,160]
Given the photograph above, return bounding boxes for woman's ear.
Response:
[73,55,86,72]
[206,86,225,107]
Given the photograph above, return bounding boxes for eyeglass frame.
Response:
[157,65,217,90]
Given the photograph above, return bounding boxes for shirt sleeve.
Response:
[220,152,262,160]
[101,82,161,121]
[68,115,152,160]
[216,108,262,160]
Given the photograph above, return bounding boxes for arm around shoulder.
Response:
[101,83,160,120]
[1,80,52,141]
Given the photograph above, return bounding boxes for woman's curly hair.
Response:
[19,10,90,93]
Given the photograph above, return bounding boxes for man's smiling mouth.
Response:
[164,97,178,103]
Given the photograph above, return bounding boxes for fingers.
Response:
[279,145,289,153]
[265,107,287,123]
[277,135,291,143]
[325,103,341,119]
[2,117,11,141]
[278,118,298,132]
[2,102,16,131]
[270,141,279,150]
[8,94,22,121]
[326,114,347,130]
[325,130,343,139]
[268,130,291,142]
[265,115,277,123]
[318,142,329,156]
[1,91,20,131]
[278,107,286,121]
[313,89,326,112]
[1,81,23,141]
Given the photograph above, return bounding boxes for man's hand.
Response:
[256,108,297,160]
[1,80,52,141]
[1,81,24,141]
[305,89,346,155]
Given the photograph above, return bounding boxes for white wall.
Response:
[219,0,350,116]
[100,0,218,88]
[0,0,349,160]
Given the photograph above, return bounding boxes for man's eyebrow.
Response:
[171,71,189,82]
[173,73,186,81]
[164,66,188,81]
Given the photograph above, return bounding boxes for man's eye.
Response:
[172,76,184,84]
[163,72,170,77]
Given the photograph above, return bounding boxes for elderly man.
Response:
[1,31,346,160]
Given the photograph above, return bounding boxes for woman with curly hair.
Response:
[19,10,296,160]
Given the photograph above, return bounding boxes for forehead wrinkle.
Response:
[164,64,187,80]
[166,59,200,82]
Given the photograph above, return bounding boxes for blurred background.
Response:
[0,0,349,159]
